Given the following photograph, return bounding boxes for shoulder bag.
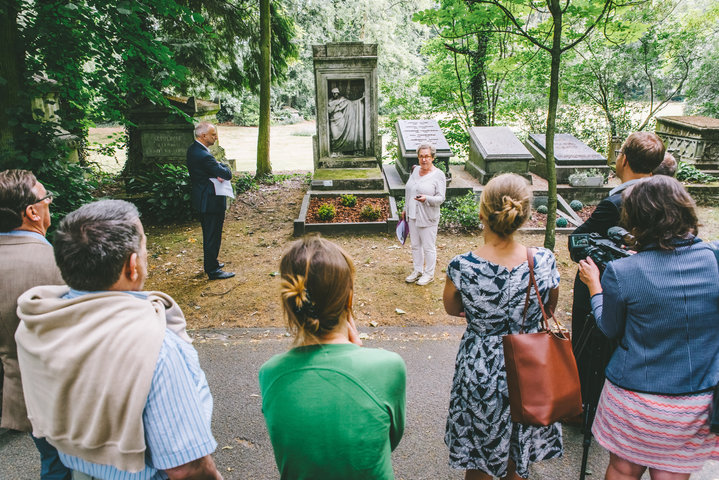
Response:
[502,247,583,426]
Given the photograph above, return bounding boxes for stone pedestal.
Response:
[525,133,610,184]
[395,119,452,182]
[465,126,532,184]
[312,43,380,169]
[655,116,719,170]
[127,96,222,173]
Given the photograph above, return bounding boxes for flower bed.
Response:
[306,196,390,223]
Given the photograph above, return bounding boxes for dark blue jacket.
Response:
[591,238,719,394]
[186,141,232,213]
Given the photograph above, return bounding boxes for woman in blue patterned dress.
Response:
[443,173,563,479]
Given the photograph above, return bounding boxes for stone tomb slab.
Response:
[465,126,532,184]
[656,115,719,168]
[395,119,452,182]
[525,133,609,183]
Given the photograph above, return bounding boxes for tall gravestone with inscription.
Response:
[312,43,380,169]
[525,133,610,184]
[465,126,532,184]
[125,96,229,175]
[395,120,452,183]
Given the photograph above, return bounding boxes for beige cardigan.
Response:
[15,286,191,473]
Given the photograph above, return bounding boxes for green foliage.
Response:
[439,192,480,230]
[676,162,718,184]
[570,200,584,211]
[438,118,469,161]
[235,172,259,193]
[127,164,192,223]
[360,204,382,221]
[556,217,568,228]
[339,194,357,207]
[317,203,336,221]
[536,205,549,214]
[41,162,97,234]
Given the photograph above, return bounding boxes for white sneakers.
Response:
[406,271,434,285]
[416,274,434,286]
[405,271,422,283]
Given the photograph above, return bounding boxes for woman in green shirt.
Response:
[259,235,407,480]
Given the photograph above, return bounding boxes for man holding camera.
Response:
[570,131,665,402]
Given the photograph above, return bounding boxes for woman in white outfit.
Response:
[402,144,447,286]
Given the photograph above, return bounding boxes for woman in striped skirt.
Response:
[578,175,719,479]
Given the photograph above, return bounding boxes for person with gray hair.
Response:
[0,169,70,480]
[15,199,223,480]
[653,152,678,177]
[402,143,446,286]
[187,121,234,280]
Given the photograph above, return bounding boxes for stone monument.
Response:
[312,43,380,169]
[465,126,532,184]
[525,133,610,184]
[395,119,452,182]
[126,95,229,174]
[655,116,719,170]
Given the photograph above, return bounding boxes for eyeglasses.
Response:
[32,191,54,205]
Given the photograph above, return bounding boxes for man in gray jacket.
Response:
[0,169,69,479]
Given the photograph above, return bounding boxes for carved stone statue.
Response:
[328,87,364,154]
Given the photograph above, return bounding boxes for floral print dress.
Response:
[444,248,563,478]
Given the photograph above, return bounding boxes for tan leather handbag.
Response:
[502,248,583,426]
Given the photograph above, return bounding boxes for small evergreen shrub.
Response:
[676,162,718,184]
[556,217,568,228]
[570,200,584,211]
[536,205,549,214]
[127,164,192,223]
[439,192,480,230]
[339,194,357,207]
[360,204,382,221]
[235,172,258,193]
[317,203,336,221]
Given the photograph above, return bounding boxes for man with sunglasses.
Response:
[0,169,70,479]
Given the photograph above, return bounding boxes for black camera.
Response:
[569,227,635,269]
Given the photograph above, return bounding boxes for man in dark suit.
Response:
[186,122,234,280]
[570,131,664,405]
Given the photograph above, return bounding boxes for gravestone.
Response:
[312,43,380,169]
[126,96,230,174]
[525,133,610,184]
[655,116,719,171]
[395,119,452,183]
[31,75,80,163]
[465,126,532,184]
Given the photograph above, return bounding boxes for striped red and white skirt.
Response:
[592,380,719,473]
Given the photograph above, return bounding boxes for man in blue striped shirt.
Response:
[15,200,223,480]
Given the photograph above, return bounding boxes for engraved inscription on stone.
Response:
[470,127,531,160]
[397,120,451,153]
[528,133,604,164]
[142,131,192,157]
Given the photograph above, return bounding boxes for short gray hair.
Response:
[54,200,143,290]
[194,122,215,138]
[417,143,436,158]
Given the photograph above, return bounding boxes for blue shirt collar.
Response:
[0,230,51,245]
[64,289,149,300]
[608,178,642,197]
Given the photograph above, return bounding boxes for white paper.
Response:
[210,178,235,198]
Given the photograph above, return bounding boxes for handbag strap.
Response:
[520,247,554,334]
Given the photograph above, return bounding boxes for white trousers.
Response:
[408,218,438,277]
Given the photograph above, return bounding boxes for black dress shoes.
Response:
[208,269,235,280]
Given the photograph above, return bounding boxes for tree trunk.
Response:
[470,31,490,127]
[543,1,563,251]
[256,0,272,178]
[0,1,23,158]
